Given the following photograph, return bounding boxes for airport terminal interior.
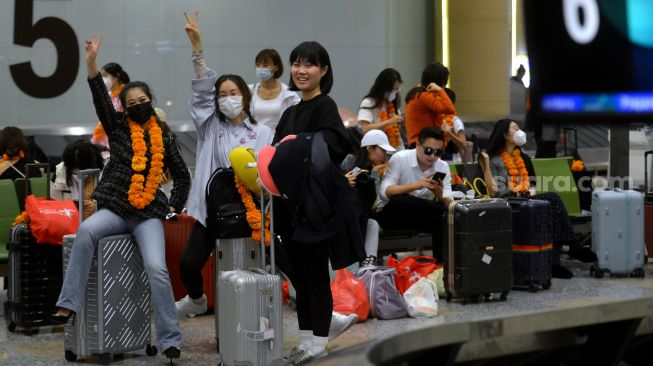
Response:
[2,0,653,365]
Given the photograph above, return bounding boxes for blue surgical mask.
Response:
[256,68,273,81]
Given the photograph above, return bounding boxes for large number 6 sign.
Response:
[10,0,79,98]
[563,0,600,45]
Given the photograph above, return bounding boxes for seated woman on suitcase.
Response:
[175,11,274,318]
[479,119,597,279]
[52,33,191,361]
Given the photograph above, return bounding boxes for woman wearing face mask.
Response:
[480,119,597,279]
[91,62,131,160]
[249,49,300,130]
[357,68,405,149]
[174,11,274,318]
[52,33,191,361]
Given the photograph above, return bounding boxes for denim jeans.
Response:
[56,208,181,350]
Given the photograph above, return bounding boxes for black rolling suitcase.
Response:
[443,199,513,304]
[4,162,62,333]
[508,198,553,292]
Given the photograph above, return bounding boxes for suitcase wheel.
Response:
[64,350,77,362]
[527,284,539,293]
[590,265,605,279]
[483,293,491,301]
[499,292,508,302]
[7,322,16,332]
[631,268,646,278]
[99,352,112,365]
[543,281,552,290]
[146,344,158,356]
[445,291,452,302]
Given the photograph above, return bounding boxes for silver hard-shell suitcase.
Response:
[590,190,646,278]
[217,195,283,366]
[62,234,156,364]
[61,170,156,364]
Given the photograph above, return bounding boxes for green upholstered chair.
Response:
[531,157,582,216]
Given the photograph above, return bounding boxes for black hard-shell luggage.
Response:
[508,198,553,292]
[443,199,512,304]
[5,163,61,334]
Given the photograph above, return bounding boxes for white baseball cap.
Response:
[360,129,397,152]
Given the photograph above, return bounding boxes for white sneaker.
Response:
[359,255,378,268]
[175,294,207,318]
[328,312,358,341]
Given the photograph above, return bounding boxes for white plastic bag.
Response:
[427,267,445,297]
[403,277,439,318]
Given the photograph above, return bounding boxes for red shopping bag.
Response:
[386,256,442,295]
[25,195,79,245]
[331,269,370,322]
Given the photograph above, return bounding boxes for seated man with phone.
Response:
[376,127,453,262]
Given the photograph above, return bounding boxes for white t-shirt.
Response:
[357,97,387,124]
[249,82,300,130]
[378,149,453,210]
[452,116,465,135]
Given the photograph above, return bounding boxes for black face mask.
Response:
[126,102,154,124]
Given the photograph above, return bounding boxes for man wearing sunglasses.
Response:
[376,127,453,262]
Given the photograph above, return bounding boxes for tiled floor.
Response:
[1,260,652,365]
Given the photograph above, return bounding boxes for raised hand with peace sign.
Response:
[184,10,203,52]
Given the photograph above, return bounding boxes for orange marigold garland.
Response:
[12,211,29,227]
[234,175,271,245]
[2,150,24,161]
[571,159,585,172]
[379,100,402,148]
[501,149,530,193]
[127,116,165,209]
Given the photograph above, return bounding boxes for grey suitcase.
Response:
[61,169,155,364]
[590,190,646,278]
[217,195,283,366]
[62,234,156,363]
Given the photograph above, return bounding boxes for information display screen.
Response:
[525,0,653,123]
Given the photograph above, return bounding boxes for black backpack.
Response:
[205,167,251,239]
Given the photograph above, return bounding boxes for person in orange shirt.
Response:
[404,63,456,146]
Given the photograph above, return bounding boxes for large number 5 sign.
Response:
[10,0,79,98]
[563,0,600,45]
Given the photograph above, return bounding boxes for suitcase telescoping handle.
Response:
[25,162,51,200]
[563,127,578,157]
[645,150,653,200]
[73,169,101,224]
[259,191,276,276]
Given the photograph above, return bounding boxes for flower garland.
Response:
[234,175,271,245]
[440,114,455,147]
[2,150,24,161]
[501,149,530,193]
[571,159,585,172]
[127,116,165,209]
[12,211,29,227]
[379,100,402,148]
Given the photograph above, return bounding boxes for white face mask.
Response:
[103,76,113,91]
[385,90,397,101]
[218,96,244,119]
[512,130,527,146]
[256,68,273,81]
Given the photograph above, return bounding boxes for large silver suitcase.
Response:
[217,196,283,366]
[62,234,156,364]
[590,190,646,278]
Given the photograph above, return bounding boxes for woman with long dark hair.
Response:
[52,33,191,361]
[480,119,597,279]
[357,68,404,149]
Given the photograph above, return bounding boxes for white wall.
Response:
[0,0,434,130]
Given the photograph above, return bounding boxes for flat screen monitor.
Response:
[525,0,653,124]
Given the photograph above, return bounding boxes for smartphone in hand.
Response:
[432,172,446,183]
[352,167,369,176]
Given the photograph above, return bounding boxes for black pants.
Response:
[278,239,332,337]
[179,221,213,299]
[375,195,448,262]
